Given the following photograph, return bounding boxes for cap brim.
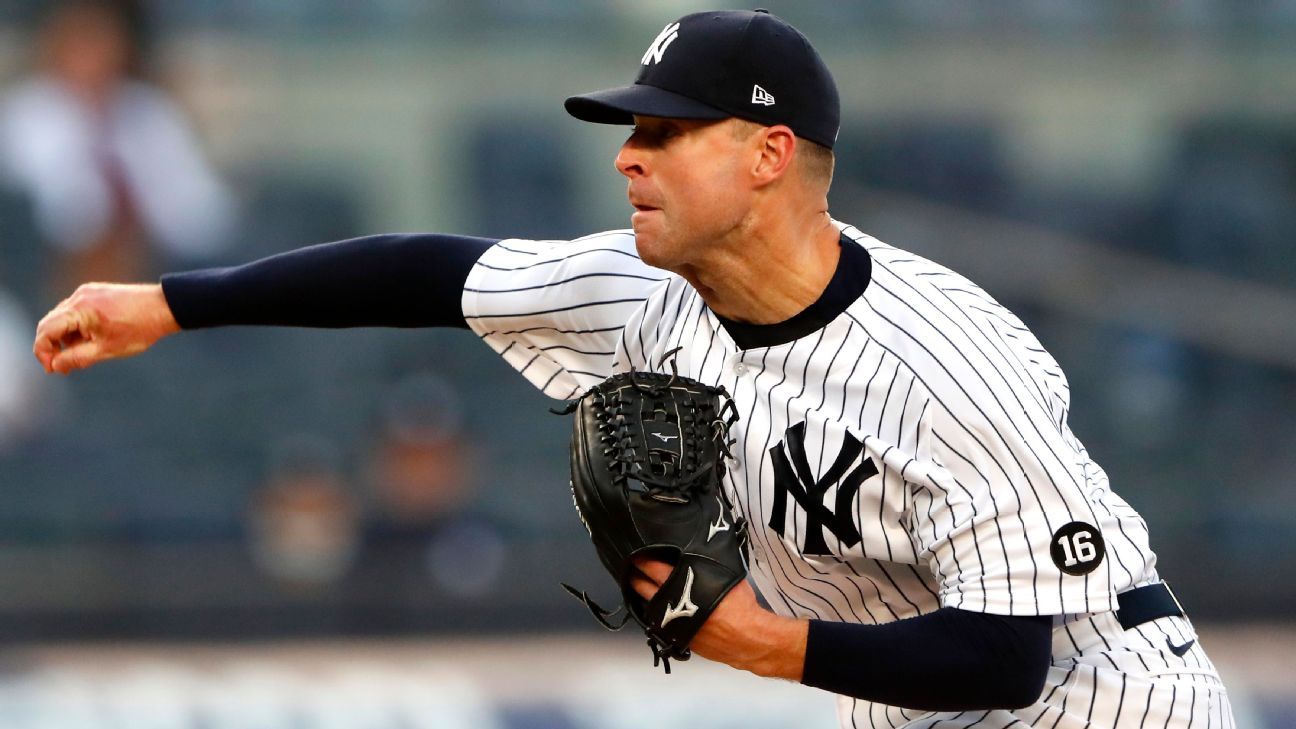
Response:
[564,83,730,125]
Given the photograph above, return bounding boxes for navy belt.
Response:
[1114,581,1186,631]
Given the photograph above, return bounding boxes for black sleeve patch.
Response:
[1050,521,1105,576]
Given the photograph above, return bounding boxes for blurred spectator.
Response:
[367,373,472,523]
[247,435,359,587]
[0,0,235,299]
[357,372,506,600]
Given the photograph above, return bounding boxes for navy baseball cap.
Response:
[565,9,840,150]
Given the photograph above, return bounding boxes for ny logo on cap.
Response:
[641,21,681,65]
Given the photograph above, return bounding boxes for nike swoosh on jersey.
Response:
[660,566,699,627]
[1167,638,1196,657]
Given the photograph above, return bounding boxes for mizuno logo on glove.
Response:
[660,566,699,627]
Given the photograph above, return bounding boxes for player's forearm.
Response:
[710,611,810,681]
[160,233,496,329]
[800,608,1052,711]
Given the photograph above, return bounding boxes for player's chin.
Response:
[632,216,690,271]
[630,219,663,261]
[633,237,676,271]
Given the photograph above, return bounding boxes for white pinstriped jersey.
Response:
[462,222,1233,728]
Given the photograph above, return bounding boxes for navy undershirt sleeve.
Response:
[801,607,1052,711]
[159,233,497,330]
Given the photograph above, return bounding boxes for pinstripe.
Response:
[782,330,823,568]
[645,277,678,361]
[892,385,926,562]
[1084,664,1098,724]
[516,351,543,375]
[477,323,624,337]
[873,371,903,558]
[1162,684,1178,729]
[1137,681,1155,728]
[473,245,641,272]
[539,343,615,355]
[871,699,886,729]
[669,287,706,362]
[928,431,992,607]
[631,302,648,367]
[492,242,539,255]
[464,270,663,293]
[1188,685,1197,728]
[538,366,563,394]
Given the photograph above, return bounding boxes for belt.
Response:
[1114,581,1186,631]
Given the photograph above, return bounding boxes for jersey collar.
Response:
[713,233,871,350]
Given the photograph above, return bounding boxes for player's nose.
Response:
[614,141,646,179]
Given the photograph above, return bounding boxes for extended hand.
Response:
[33,283,181,374]
[631,557,809,680]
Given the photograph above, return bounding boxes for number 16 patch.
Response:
[1050,521,1106,576]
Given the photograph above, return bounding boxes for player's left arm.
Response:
[632,560,1052,711]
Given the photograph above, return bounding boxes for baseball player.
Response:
[34,9,1233,727]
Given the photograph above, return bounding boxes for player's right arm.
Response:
[32,231,667,388]
[32,232,498,374]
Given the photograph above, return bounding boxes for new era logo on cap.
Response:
[751,84,775,106]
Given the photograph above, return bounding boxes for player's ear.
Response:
[751,125,796,187]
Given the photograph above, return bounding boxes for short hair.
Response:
[797,138,835,192]
[730,119,835,192]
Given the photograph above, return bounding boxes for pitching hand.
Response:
[33,283,181,375]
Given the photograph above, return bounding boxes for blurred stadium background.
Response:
[0,1,1293,727]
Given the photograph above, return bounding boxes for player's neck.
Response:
[683,209,840,325]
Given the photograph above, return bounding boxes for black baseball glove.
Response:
[561,367,748,672]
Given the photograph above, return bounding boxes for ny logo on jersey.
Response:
[641,22,681,65]
[768,421,878,556]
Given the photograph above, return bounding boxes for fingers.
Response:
[33,307,88,374]
[630,571,656,601]
[32,332,58,373]
[51,340,102,375]
[630,557,674,600]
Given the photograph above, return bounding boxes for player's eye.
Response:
[628,124,677,148]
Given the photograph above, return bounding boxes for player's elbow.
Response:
[983,618,1052,709]
[991,657,1050,709]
